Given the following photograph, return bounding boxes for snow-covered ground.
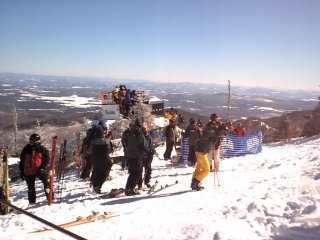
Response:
[1,135,320,240]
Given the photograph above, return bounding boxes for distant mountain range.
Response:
[0,72,318,129]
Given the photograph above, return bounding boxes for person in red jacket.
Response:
[235,123,246,137]
[19,134,50,204]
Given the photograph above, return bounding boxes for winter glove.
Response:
[20,172,25,181]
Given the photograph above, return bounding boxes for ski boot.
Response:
[190,178,203,191]
[125,189,141,196]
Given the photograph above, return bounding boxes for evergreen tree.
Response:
[35,118,41,136]
[275,115,298,141]
[302,97,320,137]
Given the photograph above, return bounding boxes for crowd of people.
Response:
[111,85,144,117]
[18,107,247,203]
[163,109,247,191]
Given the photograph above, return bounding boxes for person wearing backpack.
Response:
[184,118,201,166]
[123,118,149,196]
[90,125,113,194]
[19,134,50,204]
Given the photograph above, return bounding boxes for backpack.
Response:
[125,129,148,158]
[24,149,42,175]
[188,129,199,146]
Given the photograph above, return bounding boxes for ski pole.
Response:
[213,158,220,187]
[59,139,67,203]
[214,170,220,187]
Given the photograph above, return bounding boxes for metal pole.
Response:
[0,199,87,240]
[227,80,231,122]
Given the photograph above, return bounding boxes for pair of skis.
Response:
[32,210,133,233]
[0,145,10,214]
[104,179,177,198]
[49,136,67,205]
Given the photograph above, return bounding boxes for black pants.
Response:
[91,157,112,189]
[137,155,153,187]
[80,155,92,179]
[25,170,49,204]
[125,157,143,190]
[121,154,128,170]
[164,141,174,159]
[188,146,197,165]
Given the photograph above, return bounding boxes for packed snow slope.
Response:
[1,135,320,240]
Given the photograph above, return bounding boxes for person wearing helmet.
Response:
[190,113,224,191]
[90,125,113,194]
[123,118,149,196]
[19,134,51,204]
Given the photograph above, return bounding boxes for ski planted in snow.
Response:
[49,136,58,205]
[57,139,67,203]
[76,131,82,177]
[0,145,10,215]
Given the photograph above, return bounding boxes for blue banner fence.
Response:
[220,131,263,158]
[150,128,263,159]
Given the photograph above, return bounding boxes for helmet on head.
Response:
[189,118,196,124]
[210,113,219,121]
[134,118,141,127]
[94,126,105,138]
[29,133,41,143]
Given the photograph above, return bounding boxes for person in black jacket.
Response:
[79,128,94,179]
[123,118,149,196]
[184,118,201,166]
[163,119,175,160]
[121,124,132,170]
[137,125,155,189]
[19,134,50,204]
[90,125,113,194]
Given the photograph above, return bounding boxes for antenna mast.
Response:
[227,80,231,121]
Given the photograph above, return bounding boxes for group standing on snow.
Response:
[17,104,248,204]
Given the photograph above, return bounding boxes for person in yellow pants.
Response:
[191,113,228,191]
[192,152,210,185]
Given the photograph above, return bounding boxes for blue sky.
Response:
[0,0,319,90]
